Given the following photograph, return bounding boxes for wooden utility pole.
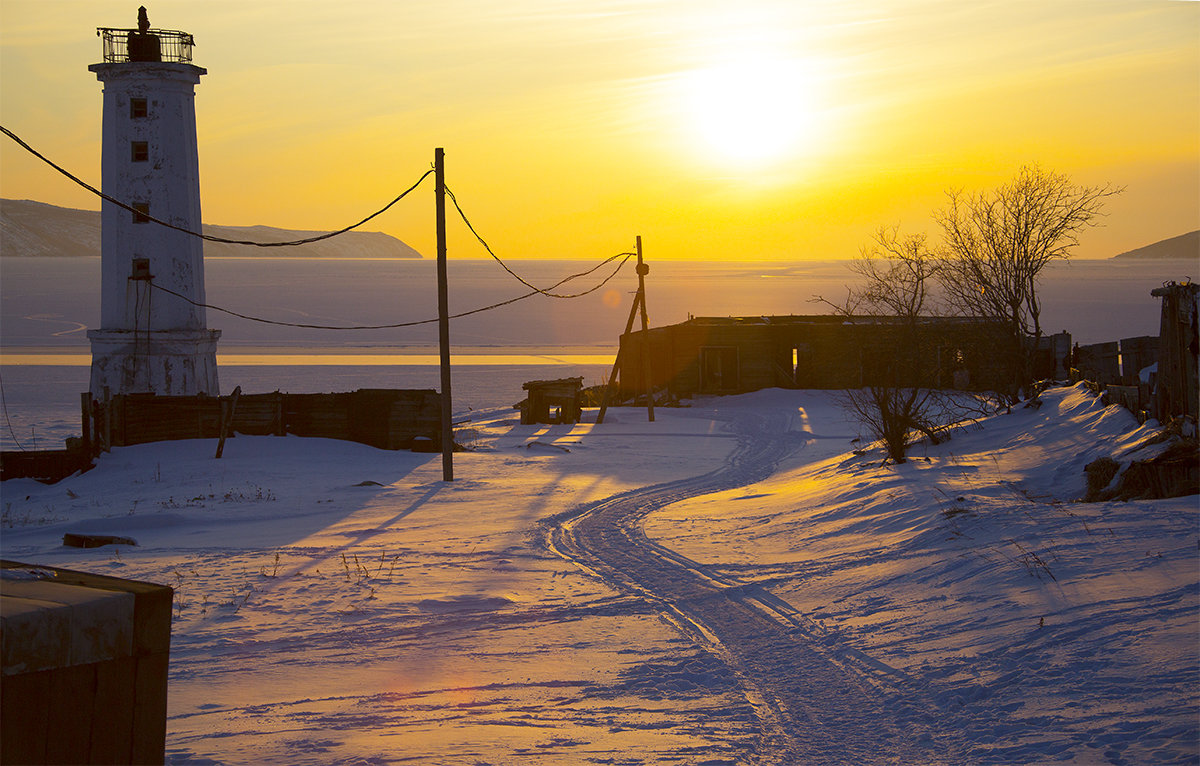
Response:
[596,290,639,425]
[635,236,654,422]
[435,148,454,481]
[597,237,654,424]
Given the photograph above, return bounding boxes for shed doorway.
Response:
[700,346,739,392]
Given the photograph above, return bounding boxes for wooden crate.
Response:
[1,560,172,765]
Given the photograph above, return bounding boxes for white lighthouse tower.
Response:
[87,7,219,396]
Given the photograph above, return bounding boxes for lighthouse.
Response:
[87,7,219,396]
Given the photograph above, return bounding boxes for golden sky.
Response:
[1,0,1197,260]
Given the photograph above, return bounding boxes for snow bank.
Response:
[646,383,1198,763]
[1,384,1195,764]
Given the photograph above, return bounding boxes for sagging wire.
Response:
[147,251,632,329]
[3,122,634,329]
[0,124,433,247]
[444,184,635,299]
[0,370,27,452]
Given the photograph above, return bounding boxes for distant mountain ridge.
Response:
[1112,230,1199,260]
[0,198,423,259]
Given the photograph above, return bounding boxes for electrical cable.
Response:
[3,123,634,328]
[444,185,633,299]
[0,124,433,247]
[147,252,632,329]
[0,370,27,452]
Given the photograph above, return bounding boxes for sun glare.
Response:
[683,54,824,166]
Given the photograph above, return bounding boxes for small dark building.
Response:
[615,315,1009,400]
[518,377,584,425]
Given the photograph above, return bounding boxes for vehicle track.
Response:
[544,409,956,764]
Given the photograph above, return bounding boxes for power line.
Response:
[0,370,27,452]
[444,185,633,299]
[0,124,433,247]
[3,122,635,328]
[149,252,632,330]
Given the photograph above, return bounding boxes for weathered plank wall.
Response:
[1,560,173,765]
[2,389,442,483]
[0,449,94,484]
[99,389,441,451]
[617,316,1008,400]
[1151,283,1199,423]
[1073,336,1158,386]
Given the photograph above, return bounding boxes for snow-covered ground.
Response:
[2,384,1197,764]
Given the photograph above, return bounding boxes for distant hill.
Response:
[0,198,423,259]
[1112,230,1199,260]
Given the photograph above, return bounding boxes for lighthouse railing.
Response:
[96,27,195,64]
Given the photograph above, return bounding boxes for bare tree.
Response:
[815,226,941,320]
[935,164,1120,400]
[847,226,941,321]
[817,227,955,463]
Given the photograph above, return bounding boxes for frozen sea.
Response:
[1,256,1195,449]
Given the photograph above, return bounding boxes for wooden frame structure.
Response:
[518,377,584,425]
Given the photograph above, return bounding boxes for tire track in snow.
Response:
[545,410,956,764]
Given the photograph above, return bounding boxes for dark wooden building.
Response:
[1151,282,1199,424]
[614,315,1011,399]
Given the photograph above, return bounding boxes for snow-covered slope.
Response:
[647,385,1198,764]
[1,385,1195,764]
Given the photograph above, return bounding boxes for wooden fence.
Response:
[0,448,95,484]
[1072,335,1158,387]
[2,388,442,484]
[93,389,442,451]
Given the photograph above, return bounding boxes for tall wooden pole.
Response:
[595,289,641,425]
[635,236,655,422]
[435,148,454,481]
[597,236,655,424]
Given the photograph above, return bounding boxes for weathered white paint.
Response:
[87,60,219,396]
[88,329,219,396]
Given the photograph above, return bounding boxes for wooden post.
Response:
[435,148,454,481]
[596,290,641,425]
[636,236,655,422]
[79,392,92,455]
[215,386,241,459]
[102,386,112,452]
[598,237,655,424]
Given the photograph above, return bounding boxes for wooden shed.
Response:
[614,315,1007,400]
[1151,282,1199,424]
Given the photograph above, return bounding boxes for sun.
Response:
[683,54,825,166]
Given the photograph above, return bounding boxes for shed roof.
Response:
[679,315,996,328]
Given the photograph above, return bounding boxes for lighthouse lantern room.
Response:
[87,7,219,397]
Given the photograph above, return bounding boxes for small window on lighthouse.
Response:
[130,98,148,119]
[132,202,151,224]
[131,141,149,162]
